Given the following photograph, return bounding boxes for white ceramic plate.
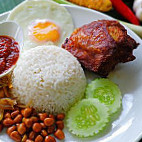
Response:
[0,5,142,142]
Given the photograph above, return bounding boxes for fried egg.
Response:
[7,0,74,50]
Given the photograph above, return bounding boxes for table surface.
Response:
[0,0,141,142]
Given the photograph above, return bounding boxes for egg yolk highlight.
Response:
[32,21,60,42]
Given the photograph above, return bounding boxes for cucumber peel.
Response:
[85,78,122,114]
[66,99,109,137]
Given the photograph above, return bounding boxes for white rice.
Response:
[11,45,86,114]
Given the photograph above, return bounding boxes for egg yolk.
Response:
[31,21,60,42]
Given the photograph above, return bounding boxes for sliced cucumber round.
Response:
[66,98,109,137]
[85,78,122,114]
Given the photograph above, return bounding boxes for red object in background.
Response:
[110,0,140,25]
[0,35,19,75]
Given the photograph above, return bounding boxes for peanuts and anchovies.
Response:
[0,87,65,141]
[0,107,65,141]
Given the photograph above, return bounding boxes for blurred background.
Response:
[0,0,135,23]
[0,0,23,14]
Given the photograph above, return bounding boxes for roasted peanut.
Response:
[21,109,24,116]
[14,114,22,123]
[0,123,3,132]
[30,116,39,123]
[11,110,20,118]
[54,129,65,140]
[4,112,11,118]
[47,125,55,134]
[24,118,33,128]
[17,123,26,135]
[44,118,54,126]
[56,113,65,120]
[7,125,16,135]
[49,114,55,119]
[45,135,56,142]
[22,134,28,142]
[35,135,43,142]
[10,131,22,142]
[3,118,14,127]
[23,108,32,118]
[40,122,46,129]
[41,129,48,137]
[29,131,36,140]
[32,123,42,133]
[56,121,64,130]
[38,113,48,121]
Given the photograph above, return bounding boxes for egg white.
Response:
[7,0,74,51]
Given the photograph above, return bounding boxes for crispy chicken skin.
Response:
[62,20,138,77]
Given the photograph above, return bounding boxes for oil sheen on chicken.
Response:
[62,20,138,77]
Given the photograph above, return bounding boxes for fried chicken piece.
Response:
[67,0,112,12]
[62,20,138,77]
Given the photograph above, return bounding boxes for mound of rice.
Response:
[11,45,86,114]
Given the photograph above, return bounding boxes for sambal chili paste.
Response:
[0,35,19,75]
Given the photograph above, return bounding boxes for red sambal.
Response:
[0,35,19,75]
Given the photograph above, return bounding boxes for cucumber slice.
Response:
[66,99,109,137]
[85,78,122,114]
